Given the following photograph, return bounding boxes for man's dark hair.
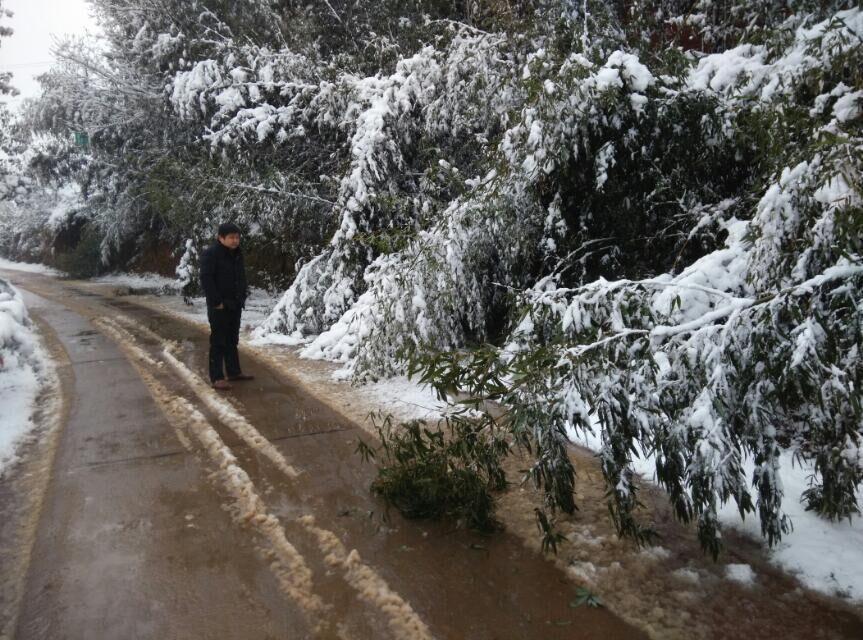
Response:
[217,222,241,238]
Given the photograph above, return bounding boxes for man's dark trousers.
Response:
[208,306,242,383]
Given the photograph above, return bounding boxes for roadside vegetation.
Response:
[0,0,860,558]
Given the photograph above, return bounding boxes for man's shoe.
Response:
[212,379,233,390]
[228,373,255,381]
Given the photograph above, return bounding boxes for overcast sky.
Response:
[0,0,99,110]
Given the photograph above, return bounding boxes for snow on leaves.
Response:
[256,5,863,553]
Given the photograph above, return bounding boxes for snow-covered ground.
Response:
[92,272,180,291]
[0,277,49,475]
[0,257,61,276]
[357,375,446,422]
[718,452,863,600]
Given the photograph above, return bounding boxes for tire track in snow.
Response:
[108,315,300,479]
[93,318,340,637]
[100,314,435,640]
[299,515,434,640]
[161,347,302,479]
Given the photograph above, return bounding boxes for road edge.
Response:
[0,308,69,640]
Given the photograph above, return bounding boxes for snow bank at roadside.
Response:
[358,376,447,423]
[717,452,863,600]
[0,257,61,276]
[92,272,180,290]
[0,278,48,474]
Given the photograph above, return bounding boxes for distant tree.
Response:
[0,0,17,96]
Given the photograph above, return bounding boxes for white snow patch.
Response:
[684,8,863,105]
[832,90,862,122]
[92,272,180,290]
[640,545,672,561]
[45,183,81,230]
[249,330,308,347]
[0,279,48,474]
[0,257,61,276]
[0,360,39,472]
[361,376,447,423]
[724,564,756,586]
[567,561,597,583]
[717,453,863,600]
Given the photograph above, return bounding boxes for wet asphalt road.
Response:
[12,287,302,639]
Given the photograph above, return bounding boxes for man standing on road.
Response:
[199,223,255,390]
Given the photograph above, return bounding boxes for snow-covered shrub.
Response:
[175,238,199,300]
[254,27,528,343]
[0,278,35,367]
[264,26,756,378]
[0,107,84,264]
[258,3,863,553]
[0,277,45,472]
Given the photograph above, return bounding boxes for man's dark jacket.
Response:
[199,243,248,310]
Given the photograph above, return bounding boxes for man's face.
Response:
[219,232,241,249]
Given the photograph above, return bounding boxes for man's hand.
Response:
[215,303,225,309]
